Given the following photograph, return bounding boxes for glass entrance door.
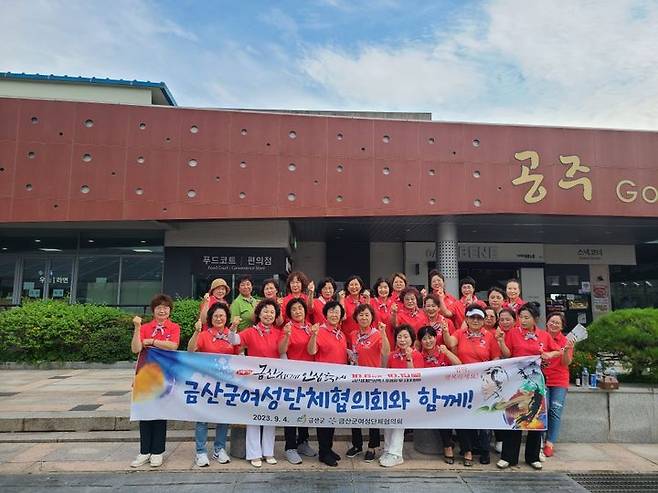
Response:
[20,257,73,302]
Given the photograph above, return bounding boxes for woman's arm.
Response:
[496,328,511,358]
[278,322,292,356]
[187,319,203,352]
[442,323,458,350]
[307,324,319,356]
[131,316,143,354]
[379,322,391,367]
[440,345,462,365]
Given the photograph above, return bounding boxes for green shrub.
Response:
[579,308,658,383]
[81,326,135,363]
[170,298,201,348]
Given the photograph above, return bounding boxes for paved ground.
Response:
[0,368,657,479]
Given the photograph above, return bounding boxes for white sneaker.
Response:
[496,459,510,469]
[265,456,277,464]
[130,453,150,467]
[494,441,503,453]
[250,458,262,468]
[285,448,303,464]
[195,452,210,467]
[212,448,230,464]
[149,453,163,467]
[539,450,546,462]
[297,441,317,457]
[379,452,404,468]
[530,461,543,470]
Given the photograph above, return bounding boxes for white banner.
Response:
[131,349,547,430]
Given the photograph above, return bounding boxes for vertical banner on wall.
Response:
[131,349,547,430]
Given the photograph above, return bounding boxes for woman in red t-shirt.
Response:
[339,275,369,340]
[423,294,456,347]
[495,302,562,470]
[187,302,239,467]
[389,272,407,308]
[281,271,315,323]
[417,325,461,464]
[346,304,390,462]
[199,278,230,329]
[378,325,423,468]
[503,278,525,313]
[232,299,282,468]
[428,270,465,331]
[130,294,180,469]
[278,298,317,464]
[370,277,394,346]
[542,312,574,458]
[391,287,429,338]
[311,277,337,325]
[444,304,500,466]
[483,306,498,334]
[459,276,486,308]
[308,300,348,467]
[487,287,506,315]
[259,278,285,327]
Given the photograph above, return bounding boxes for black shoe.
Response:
[479,454,491,465]
[320,454,338,467]
[364,450,376,462]
[346,446,362,458]
[330,450,341,461]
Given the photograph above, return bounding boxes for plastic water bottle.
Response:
[581,367,589,389]
[596,358,604,380]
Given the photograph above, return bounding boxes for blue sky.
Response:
[2,0,658,129]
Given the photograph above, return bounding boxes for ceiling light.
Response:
[34,239,41,243]
[132,248,152,253]
[39,248,62,252]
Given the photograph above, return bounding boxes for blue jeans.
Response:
[546,386,568,444]
[195,422,229,454]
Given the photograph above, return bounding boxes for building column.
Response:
[435,221,459,296]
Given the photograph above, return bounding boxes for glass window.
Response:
[0,257,16,304]
[21,258,47,301]
[76,257,120,305]
[119,256,163,309]
[48,258,73,301]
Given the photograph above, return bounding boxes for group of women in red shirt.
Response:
[131,271,574,471]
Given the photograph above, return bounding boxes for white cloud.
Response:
[300,0,658,129]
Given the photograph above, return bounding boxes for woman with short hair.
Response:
[312,277,337,325]
[130,294,180,468]
[282,271,315,323]
[428,270,465,331]
[487,286,506,315]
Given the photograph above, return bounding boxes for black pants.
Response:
[317,427,335,457]
[456,429,477,454]
[351,427,380,449]
[139,420,167,455]
[475,429,492,456]
[439,429,454,449]
[494,430,505,442]
[284,426,309,450]
[501,430,541,465]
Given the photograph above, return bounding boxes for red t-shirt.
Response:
[503,297,525,313]
[395,308,429,336]
[421,347,454,368]
[504,326,560,358]
[425,315,456,346]
[283,322,314,362]
[350,327,383,368]
[140,319,180,346]
[387,349,424,368]
[453,328,500,364]
[196,328,238,355]
[281,293,310,323]
[370,297,394,347]
[239,324,282,358]
[314,325,348,364]
[311,296,332,325]
[460,296,487,309]
[341,295,365,339]
[434,291,465,330]
[540,331,572,387]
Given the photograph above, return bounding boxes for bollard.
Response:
[229,424,246,459]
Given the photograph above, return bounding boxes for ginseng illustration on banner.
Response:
[131,348,547,430]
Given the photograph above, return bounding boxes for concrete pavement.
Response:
[0,368,657,475]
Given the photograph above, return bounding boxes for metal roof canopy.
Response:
[0,72,177,106]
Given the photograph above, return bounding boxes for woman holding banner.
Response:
[307,300,349,466]
[232,299,282,468]
[346,304,390,462]
[542,312,574,458]
[130,294,180,468]
[495,302,562,470]
[418,325,462,463]
[444,304,500,466]
[187,302,239,467]
[278,298,318,464]
[379,324,423,467]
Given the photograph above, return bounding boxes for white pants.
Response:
[246,425,275,460]
[383,428,404,457]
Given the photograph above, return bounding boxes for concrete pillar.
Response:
[435,221,459,296]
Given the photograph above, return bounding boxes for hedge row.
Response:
[1,302,657,383]
[0,299,201,363]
